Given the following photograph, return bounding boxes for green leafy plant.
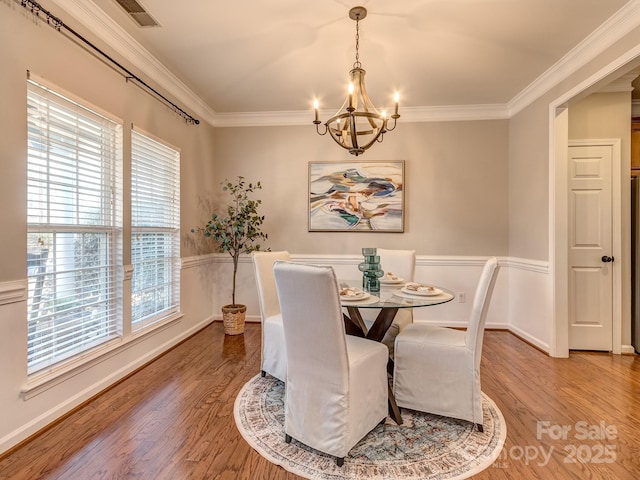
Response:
[192,176,269,306]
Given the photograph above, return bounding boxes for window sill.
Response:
[21,312,183,400]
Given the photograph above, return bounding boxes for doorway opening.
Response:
[550,65,640,356]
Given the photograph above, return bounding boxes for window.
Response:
[27,79,122,375]
[131,130,180,330]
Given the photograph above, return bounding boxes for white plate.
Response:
[339,288,368,300]
[380,276,404,285]
[400,285,443,297]
[341,294,378,305]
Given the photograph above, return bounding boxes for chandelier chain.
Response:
[353,17,361,69]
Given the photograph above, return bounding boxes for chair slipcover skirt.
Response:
[393,325,481,423]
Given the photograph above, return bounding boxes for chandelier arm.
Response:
[314,122,329,135]
[385,117,399,132]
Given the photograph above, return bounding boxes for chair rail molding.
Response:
[0,280,27,305]
[501,257,549,274]
[181,253,220,269]
[186,252,548,270]
[190,252,551,352]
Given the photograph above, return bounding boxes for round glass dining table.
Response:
[339,279,454,342]
[339,279,454,425]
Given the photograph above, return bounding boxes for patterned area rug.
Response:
[234,375,507,480]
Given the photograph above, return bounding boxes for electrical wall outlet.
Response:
[457,292,466,303]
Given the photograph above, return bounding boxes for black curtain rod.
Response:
[20,0,200,125]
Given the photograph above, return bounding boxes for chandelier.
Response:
[313,6,400,156]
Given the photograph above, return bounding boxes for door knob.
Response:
[601,255,614,263]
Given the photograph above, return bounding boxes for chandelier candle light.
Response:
[313,6,400,156]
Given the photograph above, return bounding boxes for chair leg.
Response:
[336,457,344,467]
[476,423,484,433]
[285,434,292,443]
[261,370,266,377]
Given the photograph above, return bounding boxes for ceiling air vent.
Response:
[114,0,160,27]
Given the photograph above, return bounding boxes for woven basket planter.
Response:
[222,304,247,335]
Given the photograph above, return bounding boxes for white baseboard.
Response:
[509,324,551,353]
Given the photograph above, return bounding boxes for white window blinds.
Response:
[27,79,123,375]
[131,130,180,330]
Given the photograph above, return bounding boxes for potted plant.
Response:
[193,176,269,335]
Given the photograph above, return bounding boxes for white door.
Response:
[568,144,613,351]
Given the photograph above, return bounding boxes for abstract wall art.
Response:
[308,161,404,232]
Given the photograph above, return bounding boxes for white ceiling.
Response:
[76,0,635,119]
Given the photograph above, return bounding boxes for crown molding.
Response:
[508,0,640,116]
[399,104,509,122]
[52,0,640,127]
[211,110,313,128]
[50,0,217,126]
[212,104,510,127]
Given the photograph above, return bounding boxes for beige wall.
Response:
[208,121,510,257]
[569,91,632,140]
[508,100,551,260]
[0,2,217,452]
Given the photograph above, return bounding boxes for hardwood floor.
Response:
[1,323,639,479]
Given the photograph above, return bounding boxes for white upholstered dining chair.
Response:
[362,248,416,352]
[273,261,388,467]
[252,250,290,382]
[392,257,499,431]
